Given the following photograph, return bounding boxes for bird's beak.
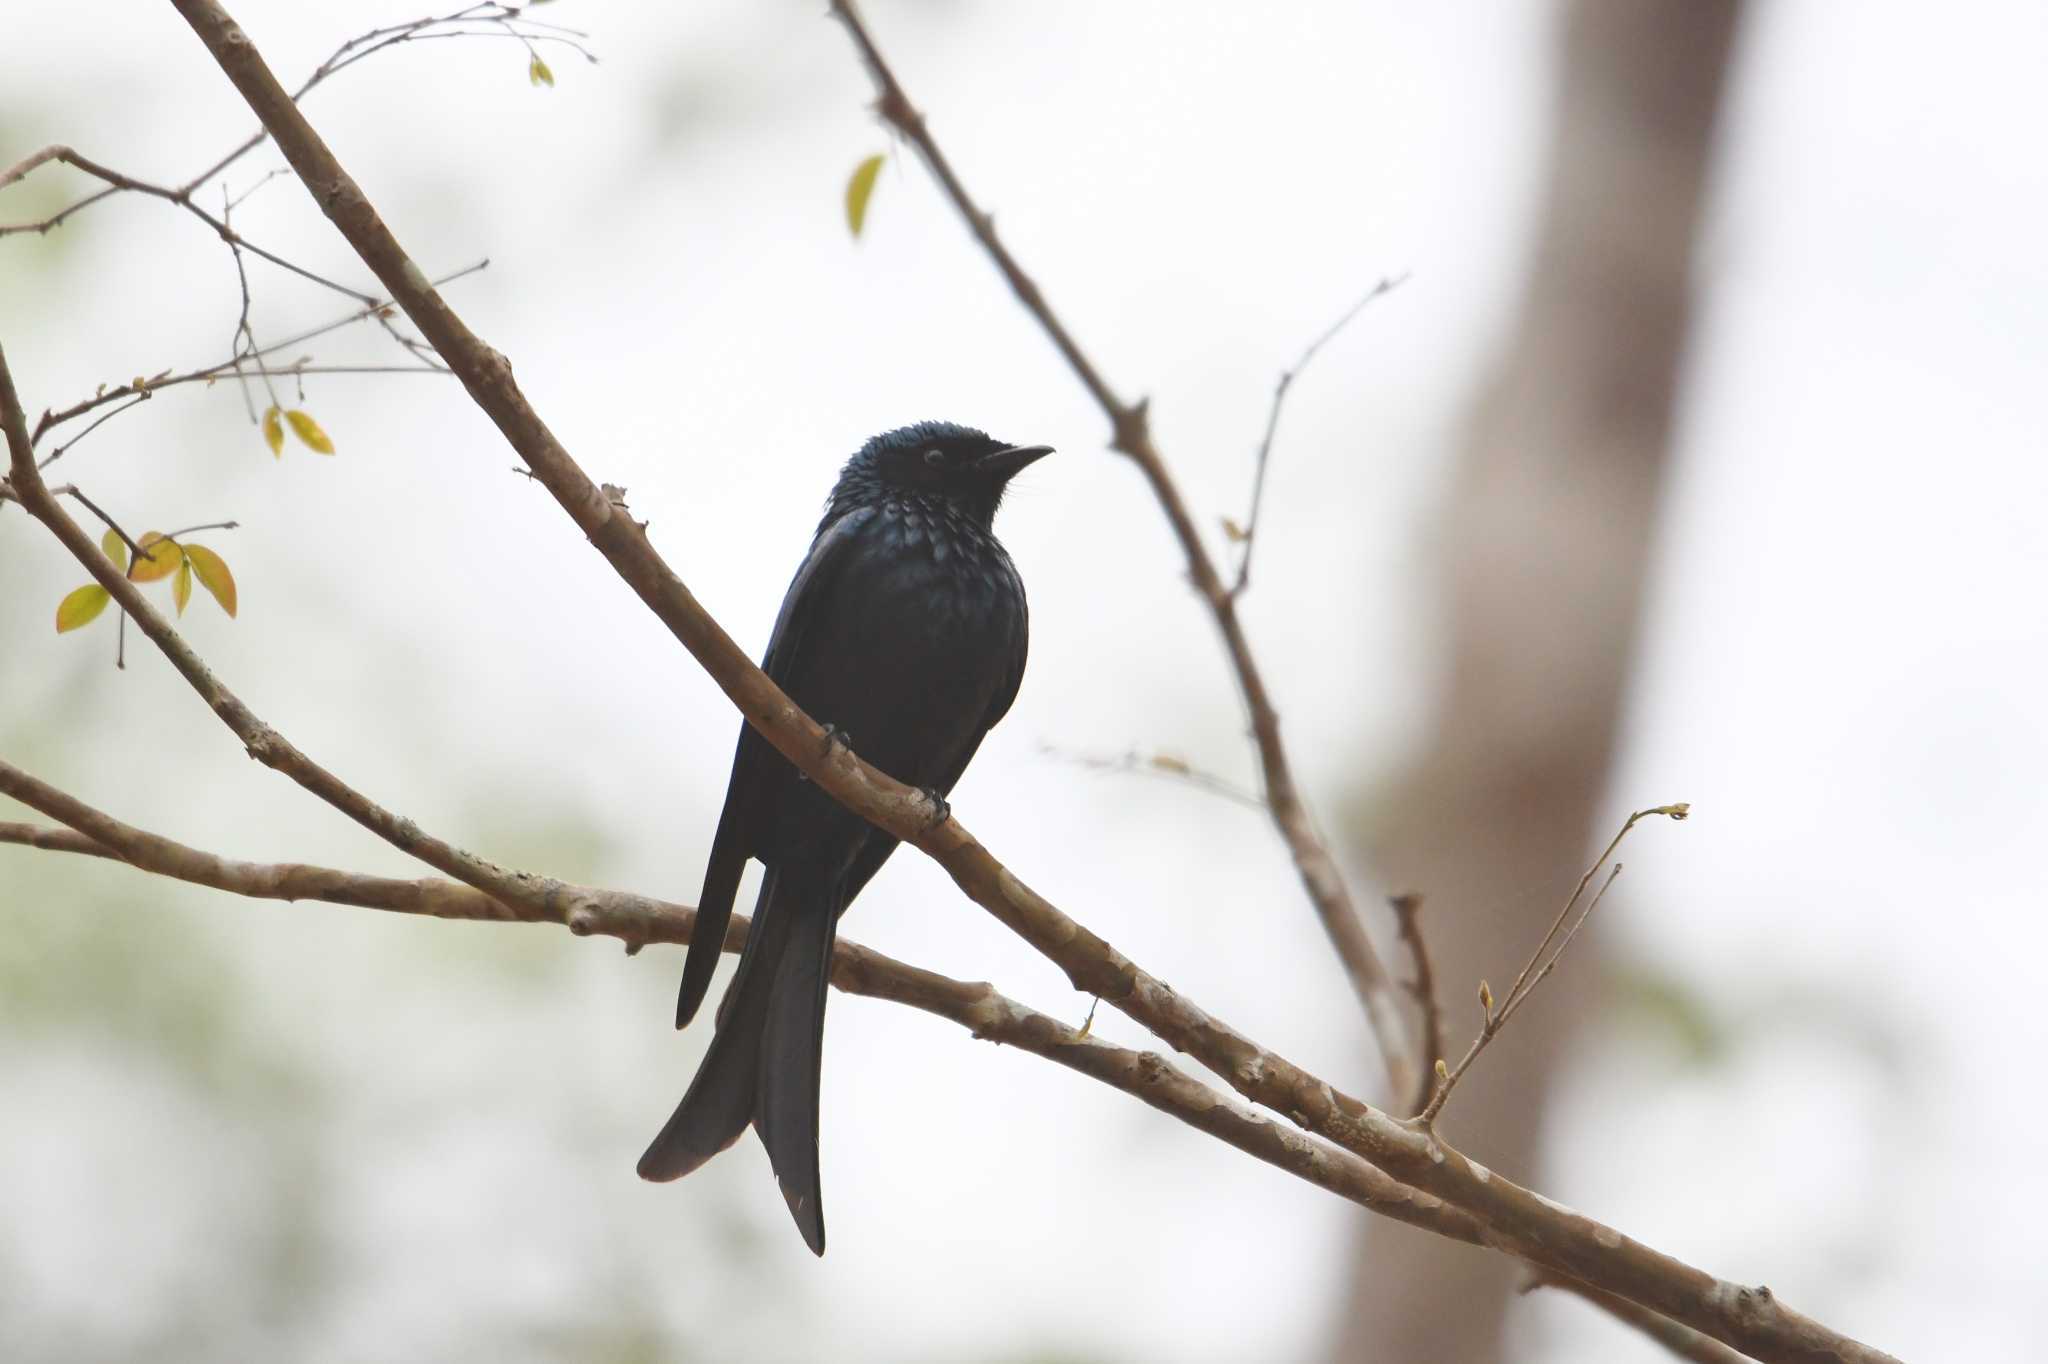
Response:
[976,443,1054,479]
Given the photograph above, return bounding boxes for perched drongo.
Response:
[638,421,1051,1255]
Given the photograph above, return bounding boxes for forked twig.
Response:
[1389,892,1445,1115]
[1418,804,1689,1124]
[1231,273,1408,597]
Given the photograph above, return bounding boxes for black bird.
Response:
[638,421,1050,1255]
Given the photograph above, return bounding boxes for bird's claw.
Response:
[918,786,952,829]
[820,723,855,758]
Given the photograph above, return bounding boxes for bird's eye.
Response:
[922,448,946,467]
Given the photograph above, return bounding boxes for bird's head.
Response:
[835,421,1053,524]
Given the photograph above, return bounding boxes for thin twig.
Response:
[827,0,1416,1103]
[1389,892,1444,1115]
[161,519,240,540]
[1418,805,1688,1125]
[0,11,522,465]
[51,483,147,562]
[0,146,374,302]
[35,395,151,469]
[1038,742,1267,812]
[222,191,282,421]
[29,261,480,459]
[1231,273,1408,598]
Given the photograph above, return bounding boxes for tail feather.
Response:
[676,807,746,1029]
[638,866,792,1182]
[755,900,838,1256]
[642,859,843,1257]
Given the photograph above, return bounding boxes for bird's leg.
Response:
[797,724,857,785]
[917,786,952,829]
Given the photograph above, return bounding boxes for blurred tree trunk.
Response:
[1329,2,1743,1361]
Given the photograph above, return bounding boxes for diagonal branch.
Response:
[826,0,1415,1106]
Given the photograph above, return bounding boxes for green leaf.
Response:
[182,543,238,618]
[845,153,885,239]
[262,406,284,458]
[100,528,127,568]
[284,409,334,454]
[55,584,111,633]
[127,533,183,584]
[529,54,554,88]
[173,558,193,616]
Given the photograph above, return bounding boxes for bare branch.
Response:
[0,145,374,302]
[0,766,1487,1254]
[1420,805,1688,1124]
[1389,892,1444,1115]
[49,482,149,563]
[1232,273,1408,597]
[31,265,478,459]
[7,348,612,930]
[826,0,1416,1105]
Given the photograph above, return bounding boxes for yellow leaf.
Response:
[55,584,111,633]
[262,406,284,457]
[173,559,193,616]
[529,54,554,87]
[128,532,183,583]
[285,409,334,454]
[100,528,127,568]
[183,543,238,618]
[845,153,885,238]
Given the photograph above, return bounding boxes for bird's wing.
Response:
[674,506,877,1029]
[981,566,1030,732]
[761,505,878,686]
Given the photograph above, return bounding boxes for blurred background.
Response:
[3,2,2043,1360]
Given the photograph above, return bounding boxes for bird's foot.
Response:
[820,723,855,758]
[918,786,952,829]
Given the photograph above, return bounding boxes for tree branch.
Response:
[1419,804,1687,1124]
[0,762,1487,1254]
[1389,892,1445,1115]
[31,263,476,454]
[0,144,373,301]
[825,0,1415,1104]
[1231,274,1406,597]
[5,345,620,934]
